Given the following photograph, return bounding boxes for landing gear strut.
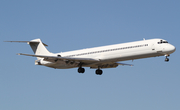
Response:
[96,69,103,75]
[78,67,85,73]
[165,55,170,62]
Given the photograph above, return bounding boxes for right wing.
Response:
[89,62,133,69]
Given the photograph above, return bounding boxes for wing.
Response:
[18,53,100,62]
[18,53,133,68]
[88,62,133,69]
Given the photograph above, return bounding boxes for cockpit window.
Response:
[158,40,168,44]
[163,41,168,43]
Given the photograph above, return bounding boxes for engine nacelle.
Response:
[35,60,41,65]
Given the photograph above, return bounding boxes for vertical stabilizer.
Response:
[28,39,50,55]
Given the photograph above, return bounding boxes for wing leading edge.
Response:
[18,53,100,62]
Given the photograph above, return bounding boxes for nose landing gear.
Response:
[165,55,170,62]
[165,57,169,62]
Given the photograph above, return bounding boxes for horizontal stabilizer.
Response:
[4,41,48,46]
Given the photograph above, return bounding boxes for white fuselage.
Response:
[41,39,176,69]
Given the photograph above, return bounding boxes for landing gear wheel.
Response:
[165,58,169,62]
[96,69,103,75]
[164,55,170,62]
[78,67,85,73]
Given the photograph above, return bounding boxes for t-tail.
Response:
[5,39,51,60]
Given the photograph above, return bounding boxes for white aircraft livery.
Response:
[6,38,176,75]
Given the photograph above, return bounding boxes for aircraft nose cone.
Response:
[168,45,176,53]
[171,45,176,52]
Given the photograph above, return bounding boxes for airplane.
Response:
[5,38,176,75]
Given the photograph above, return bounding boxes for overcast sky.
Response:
[0,0,180,110]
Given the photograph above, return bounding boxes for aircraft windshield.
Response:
[158,40,168,44]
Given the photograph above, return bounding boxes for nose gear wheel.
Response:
[165,55,170,62]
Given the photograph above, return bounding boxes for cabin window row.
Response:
[66,44,148,57]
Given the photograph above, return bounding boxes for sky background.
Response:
[0,0,180,110]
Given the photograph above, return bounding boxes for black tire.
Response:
[165,58,169,62]
[81,68,85,73]
[78,67,85,73]
[96,69,103,75]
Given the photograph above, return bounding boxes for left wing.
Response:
[18,53,133,68]
[18,53,100,62]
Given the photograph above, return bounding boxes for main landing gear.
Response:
[96,69,103,75]
[78,67,85,73]
[77,67,103,75]
[165,55,170,62]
